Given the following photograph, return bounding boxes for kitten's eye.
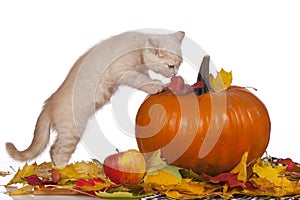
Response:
[154,49,165,57]
[154,49,159,55]
[168,65,175,69]
[158,51,165,57]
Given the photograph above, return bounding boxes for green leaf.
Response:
[161,165,182,181]
[179,168,200,180]
[145,150,183,180]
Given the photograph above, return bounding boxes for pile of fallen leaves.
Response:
[5,151,300,199]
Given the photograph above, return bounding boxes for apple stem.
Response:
[115,148,120,154]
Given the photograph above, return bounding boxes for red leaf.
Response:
[74,178,105,189]
[273,158,300,172]
[199,173,245,188]
[24,175,44,186]
[276,158,295,169]
[290,166,300,173]
[24,175,58,186]
[245,181,256,189]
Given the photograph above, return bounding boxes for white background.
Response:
[1,0,300,172]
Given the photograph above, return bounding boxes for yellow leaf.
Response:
[249,177,275,192]
[7,163,36,185]
[230,151,248,181]
[146,150,182,180]
[165,190,182,199]
[144,170,181,186]
[252,163,293,188]
[8,185,34,195]
[243,185,297,197]
[163,179,221,199]
[173,179,207,195]
[96,191,150,199]
[55,161,101,180]
[81,181,112,191]
[209,68,232,92]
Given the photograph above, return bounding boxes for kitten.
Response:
[6,31,185,166]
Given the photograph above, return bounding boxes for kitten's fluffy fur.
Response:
[6,31,185,165]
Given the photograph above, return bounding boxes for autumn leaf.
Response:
[24,175,44,186]
[7,163,36,185]
[154,179,223,199]
[95,191,150,199]
[146,149,182,180]
[173,179,218,196]
[252,162,293,188]
[146,150,168,173]
[282,171,300,181]
[8,162,58,186]
[230,151,248,181]
[179,168,200,180]
[144,170,181,186]
[249,177,275,192]
[55,161,101,180]
[209,68,232,92]
[274,158,300,173]
[6,155,300,198]
[164,190,182,199]
[8,185,34,195]
[160,166,182,181]
[199,172,245,188]
[243,181,300,197]
[24,175,57,186]
[74,178,111,191]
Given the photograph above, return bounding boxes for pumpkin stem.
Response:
[194,55,211,96]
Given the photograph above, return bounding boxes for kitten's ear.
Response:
[174,31,185,42]
[145,37,160,49]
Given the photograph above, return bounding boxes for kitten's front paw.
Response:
[141,81,165,94]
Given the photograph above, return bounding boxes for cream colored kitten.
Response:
[6,31,185,166]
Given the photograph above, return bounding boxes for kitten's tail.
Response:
[6,108,51,161]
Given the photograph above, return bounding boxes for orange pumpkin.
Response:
[135,73,271,176]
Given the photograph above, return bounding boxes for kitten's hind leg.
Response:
[50,128,81,166]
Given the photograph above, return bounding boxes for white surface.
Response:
[1,0,300,199]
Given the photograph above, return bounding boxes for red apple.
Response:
[103,149,146,184]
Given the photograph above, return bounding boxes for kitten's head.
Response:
[143,31,185,77]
